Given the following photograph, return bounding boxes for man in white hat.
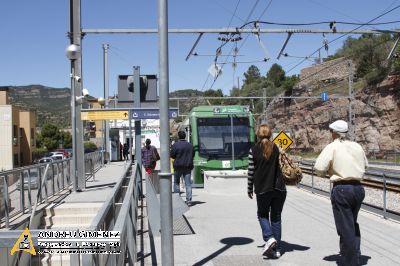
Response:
[315,120,368,266]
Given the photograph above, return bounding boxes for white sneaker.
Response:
[263,238,277,256]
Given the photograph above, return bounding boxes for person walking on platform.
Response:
[170,130,194,206]
[141,139,160,175]
[248,124,286,258]
[315,120,368,266]
[123,143,129,161]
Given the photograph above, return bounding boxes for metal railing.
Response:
[298,160,400,219]
[80,161,140,265]
[85,151,104,180]
[0,159,72,229]
[0,151,104,229]
[0,157,133,266]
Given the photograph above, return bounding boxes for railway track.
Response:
[299,164,400,193]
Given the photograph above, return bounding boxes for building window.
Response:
[13,125,18,146]
[13,154,19,166]
[31,128,35,146]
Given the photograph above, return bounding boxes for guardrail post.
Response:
[383,173,387,219]
[159,172,174,266]
[2,176,10,228]
[91,159,95,181]
[27,170,32,213]
[101,150,104,168]
[38,167,43,203]
[19,172,25,214]
[311,164,315,194]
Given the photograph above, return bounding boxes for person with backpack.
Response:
[248,124,286,259]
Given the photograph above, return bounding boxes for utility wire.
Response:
[217,59,269,64]
[208,0,273,91]
[239,19,400,28]
[214,0,245,24]
[306,0,398,31]
[201,0,242,90]
[286,4,400,74]
[292,35,395,85]
[207,0,261,90]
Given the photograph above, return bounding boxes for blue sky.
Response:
[1,0,400,98]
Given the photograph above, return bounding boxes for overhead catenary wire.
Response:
[286,4,400,74]
[307,0,400,32]
[208,0,273,91]
[239,19,400,28]
[196,3,400,102]
[295,34,395,85]
[201,0,242,90]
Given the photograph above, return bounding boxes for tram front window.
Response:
[197,117,251,160]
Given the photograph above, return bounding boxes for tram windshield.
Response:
[197,117,251,160]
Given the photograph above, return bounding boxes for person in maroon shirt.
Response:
[141,139,159,175]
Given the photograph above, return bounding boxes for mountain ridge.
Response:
[2,85,71,127]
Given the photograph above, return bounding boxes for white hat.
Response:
[329,120,348,133]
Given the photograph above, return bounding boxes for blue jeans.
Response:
[331,183,365,266]
[173,169,192,202]
[256,190,287,250]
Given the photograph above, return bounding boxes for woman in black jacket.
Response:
[248,124,286,258]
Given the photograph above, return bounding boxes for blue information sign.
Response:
[320,92,329,101]
[131,108,178,119]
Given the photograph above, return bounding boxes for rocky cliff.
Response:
[264,75,400,154]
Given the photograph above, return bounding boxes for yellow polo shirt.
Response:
[314,138,368,182]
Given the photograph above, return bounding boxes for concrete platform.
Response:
[147,181,400,265]
[39,161,130,230]
[63,161,130,203]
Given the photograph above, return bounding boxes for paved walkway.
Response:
[147,178,400,265]
[63,161,129,203]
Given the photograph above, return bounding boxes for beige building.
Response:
[0,88,36,170]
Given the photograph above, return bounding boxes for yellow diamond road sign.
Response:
[81,110,129,120]
[273,131,293,151]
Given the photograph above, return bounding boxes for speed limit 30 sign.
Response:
[273,131,293,151]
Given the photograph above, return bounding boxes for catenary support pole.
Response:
[70,65,77,191]
[70,0,85,191]
[230,115,236,170]
[103,44,110,162]
[133,67,142,194]
[158,0,174,265]
[348,60,355,141]
[129,110,132,162]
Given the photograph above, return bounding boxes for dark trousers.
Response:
[331,184,365,266]
[256,190,287,250]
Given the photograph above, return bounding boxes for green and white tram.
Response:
[181,105,256,187]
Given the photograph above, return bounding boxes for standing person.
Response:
[119,142,123,161]
[248,124,286,258]
[123,143,129,161]
[315,120,368,266]
[141,139,160,175]
[170,131,194,205]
